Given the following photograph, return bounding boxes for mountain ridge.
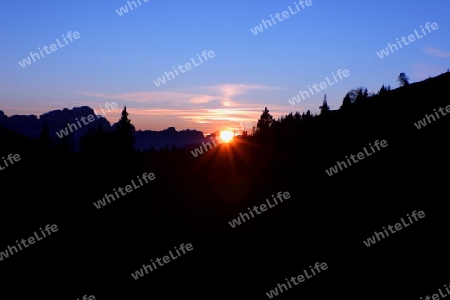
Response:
[0,106,206,151]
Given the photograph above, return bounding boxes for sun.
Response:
[219,130,234,143]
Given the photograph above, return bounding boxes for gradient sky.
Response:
[1,0,449,135]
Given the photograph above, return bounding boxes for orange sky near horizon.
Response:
[0,104,297,136]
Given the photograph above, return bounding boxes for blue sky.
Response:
[1,0,449,134]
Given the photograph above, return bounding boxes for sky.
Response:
[1,0,449,135]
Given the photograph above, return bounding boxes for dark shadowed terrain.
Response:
[1,72,450,299]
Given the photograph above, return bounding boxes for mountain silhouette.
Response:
[1,71,450,300]
[0,106,206,152]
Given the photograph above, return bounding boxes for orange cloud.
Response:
[74,84,300,134]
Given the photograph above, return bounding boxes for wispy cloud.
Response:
[201,83,282,107]
[75,84,294,133]
[423,47,450,58]
[126,107,263,133]
[77,83,281,108]
[76,90,219,106]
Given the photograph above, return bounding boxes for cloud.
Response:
[200,83,282,106]
[423,47,450,58]
[77,83,281,108]
[76,84,294,133]
[125,104,291,131]
[76,90,219,106]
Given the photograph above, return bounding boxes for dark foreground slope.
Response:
[1,72,450,299]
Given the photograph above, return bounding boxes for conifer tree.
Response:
[319,94,330,115]
[256,107,273,133]
[398,72,410,87]
[114,106,135,154]
[340,93,353,110]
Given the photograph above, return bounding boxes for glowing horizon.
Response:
[1,1,449,135]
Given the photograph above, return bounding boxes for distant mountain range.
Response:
[0,106,207,151]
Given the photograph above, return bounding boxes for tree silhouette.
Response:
[80,123,113,154]
[305,110,312,119]
[378,84,389,96]
[251,126,256,137]
[398,72,410,87]
[256,107,274,139]
[80,127,98,153]
[114,106,135,154]
[319,94,330,115]
[354,88,368,106]
[340,93,353,111]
